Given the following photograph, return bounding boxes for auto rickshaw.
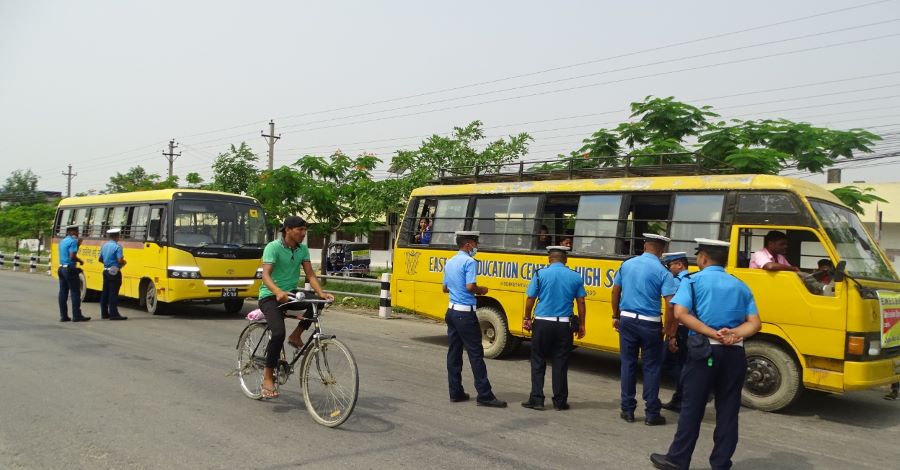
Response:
[325,241,371,276]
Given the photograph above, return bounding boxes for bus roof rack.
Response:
[433,152,736,185]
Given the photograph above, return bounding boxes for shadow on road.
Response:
[778,388,900,429]
[736,451,815,470]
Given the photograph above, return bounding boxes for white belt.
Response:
[535,316,570,322]
[104,266,120,275]
[620,311,661,322]
[448,303,476,312]
[709,338,744,347]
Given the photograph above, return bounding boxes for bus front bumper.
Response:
[843,356,900,391]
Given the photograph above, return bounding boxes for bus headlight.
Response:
[169,266,202,279]
[869,340,881,356]
[255,268,263,279]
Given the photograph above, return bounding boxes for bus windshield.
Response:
[809,199,898,281]
[173,199,267,248]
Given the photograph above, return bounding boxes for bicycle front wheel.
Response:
[300,337,359,427]
[237,323,282,399]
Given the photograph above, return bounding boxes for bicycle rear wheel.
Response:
[300,337,359,427]
[237,323,282,399]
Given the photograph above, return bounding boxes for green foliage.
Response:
[0,202,56,241]
[577,129,621,167]
[106,166,173,193]
[629,96,718,142]
[250,166,307,233]
[830,186,887,215]
[184,172,204,188]
[2,169,44,205]
[210,142,260,194]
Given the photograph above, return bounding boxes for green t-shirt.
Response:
[258,240,310,299]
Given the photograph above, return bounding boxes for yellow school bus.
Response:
[391,172,900,411]
[51,189,267,314]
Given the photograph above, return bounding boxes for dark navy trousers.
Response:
[100,271,123,318]
[619,316,664,417]
[445,309,495,402]
[529,318,573,407]
[666,345,746,470]
[57,266,83,320]
[662,324,689,403]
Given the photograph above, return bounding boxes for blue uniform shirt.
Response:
[613,252,677,317]
[672,269,689,290]
[59,235,78,266]
[443,250,477,306]
[100,241,124,268]
[671,266,758,333]
[527,262,587,317]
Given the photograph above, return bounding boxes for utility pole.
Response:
[261,120,281,171]
[162,139,181,178]
[61,164,77,197]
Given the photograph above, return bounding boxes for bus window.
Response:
[128,205,149,240]
[539,195,578,250]
[623,194,671,255]
[737,227,835,295]
[669,194,725,254]
[472,196,538,250]
[430,198,469,246]
[574,194,622,255]
[108,206,128,234]
[55,209,73,236]
[405,198,436,245]
[91,207,109,237]
[147,206,167,242]
[72,208,89,233]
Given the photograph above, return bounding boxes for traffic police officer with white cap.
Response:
[521,245,587,411]
[612,233,676,425]
[442,231,507,408]
[58,224,90,322]
[651,238,761,470]
[99,228,128,320]
[661,251,689,411]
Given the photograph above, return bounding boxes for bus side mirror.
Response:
[833,260,846,282]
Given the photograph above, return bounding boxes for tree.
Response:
[1,169,43,205]
[210,142,260,194]
[830,186,887,215]
[106,166,174,193]
[184,172,204,189]
[0,202,56,252]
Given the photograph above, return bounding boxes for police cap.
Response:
[661,251,688,265]
[694,238,730,255]
[643,233,671,244]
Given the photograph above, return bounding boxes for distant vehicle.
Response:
[51,189,268,314]
[326,241,371,276]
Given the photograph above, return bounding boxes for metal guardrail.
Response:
[300,273,393,318]
[0,252,52,274]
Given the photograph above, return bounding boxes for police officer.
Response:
[651,238,761,470]
[57,224,90,322]
[612,233,676,425]
[661,252,689,411]
[521,245,587,411]
[443,231,507,408]
[99,228,128,320]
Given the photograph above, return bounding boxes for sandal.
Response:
[261,384,279,399]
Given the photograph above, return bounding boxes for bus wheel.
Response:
[143,280,168,315]
[742,341,802,412]
[477,306,520,359]
[78,271,100,302]
[224,299,245,315]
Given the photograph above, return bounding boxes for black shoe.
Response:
[620,411,635,423]
[73,316,91,322]
[661,400,681,412]
[109,316,128,321]
[60,317,71,322]
[645,415,667,426]
[521,401,545,410]
[477,398,508,408]
[450,393,470,403]
[650,453,681,470]
[553,403,570,411]
[101,315,109,319]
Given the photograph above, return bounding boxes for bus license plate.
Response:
[222,288,238,298]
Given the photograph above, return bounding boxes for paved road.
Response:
[0,270,897,469]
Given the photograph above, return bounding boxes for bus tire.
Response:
[78,271,100,302]
[142,279,168,315]
[477,306,520,359]
[742,340,802,412]
[224,299,245,315]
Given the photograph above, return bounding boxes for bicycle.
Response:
[235,290,359,427]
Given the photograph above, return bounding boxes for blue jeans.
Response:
[619,316,664,417]
[58,266,83,320]
[445,309,495,402]
[100,270,122,318]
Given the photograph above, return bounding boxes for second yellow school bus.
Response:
[391,173,900,411]
[51,189,268,314]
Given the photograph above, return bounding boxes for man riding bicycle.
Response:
[259,216,334,399]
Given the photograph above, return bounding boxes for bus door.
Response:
[145,205,169,299]
[731,226,847,362]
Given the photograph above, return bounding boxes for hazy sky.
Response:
[2,0,899,195]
